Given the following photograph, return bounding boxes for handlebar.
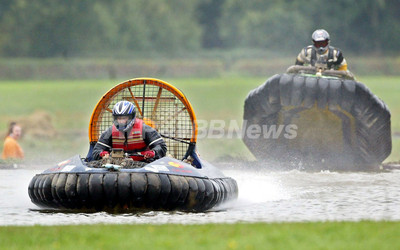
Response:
[286,65,355,80]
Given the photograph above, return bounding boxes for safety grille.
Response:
[90,79,196,160]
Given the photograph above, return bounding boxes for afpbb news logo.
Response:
[196,120,298,139]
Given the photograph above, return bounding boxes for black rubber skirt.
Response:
[243,73,392,170]
[28,172,238,212]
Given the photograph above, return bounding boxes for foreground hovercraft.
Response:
[28,78,238,212]
[243,66,392,171]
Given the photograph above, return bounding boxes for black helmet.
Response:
[312,29,330,54]
[112,101,136,132]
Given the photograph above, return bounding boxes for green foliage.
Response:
[0,0,399,57]
[0,1,103,57]
[0,0,202,57]
[220,0,400,54]
[196,0,225,48]
[238,6,309,52]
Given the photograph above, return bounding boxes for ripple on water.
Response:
[1,168,400,225]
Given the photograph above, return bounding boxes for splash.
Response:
[224,168,291,206]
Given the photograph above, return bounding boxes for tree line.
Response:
[0,0,399,58]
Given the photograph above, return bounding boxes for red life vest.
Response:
[111,118,148,152]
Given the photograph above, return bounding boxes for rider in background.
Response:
[295,29,348,71]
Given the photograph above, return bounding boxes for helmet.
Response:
[312,29,330,54]
[112,101,136,132]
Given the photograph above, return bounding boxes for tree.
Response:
[0,0,399,57]
[0,0,202,57]
[196,0,225,48]
[219,0,311,53]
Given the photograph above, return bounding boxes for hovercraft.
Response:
[243,66,392,170]
[28,78,238,212]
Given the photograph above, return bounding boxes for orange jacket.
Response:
[2,136,24,160]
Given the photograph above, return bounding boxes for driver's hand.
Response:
[100,151,110,158]
[141,150,155,160]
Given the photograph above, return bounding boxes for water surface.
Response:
[1,167,399,226]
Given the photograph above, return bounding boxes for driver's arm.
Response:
[142,124,167,159]
[92,127,113,160]
[295,52,305,65]
[295,48,309,65]
[334,50,348,71]
[336,59,348,71]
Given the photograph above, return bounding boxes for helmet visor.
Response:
[113,115,133,131]
[116,116,130,125]
[313,40,329,48]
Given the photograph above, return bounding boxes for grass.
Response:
[0,76,399,162]
[1,221,399,250]
[1,77,400,248]
[0,80,116,129]
[358,76,400,131]
[356,76,400,162]
[0,80,117,162]
[1,56,399,80]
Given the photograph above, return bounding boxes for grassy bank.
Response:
[1,221,399,249]
[0,76,399,163]
[1,56,399,80]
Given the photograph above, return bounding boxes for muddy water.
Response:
[1,168,400,226]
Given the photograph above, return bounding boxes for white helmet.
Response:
[312,29,330,54]
[112,101,136,132]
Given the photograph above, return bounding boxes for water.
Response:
[1,168,400,226]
